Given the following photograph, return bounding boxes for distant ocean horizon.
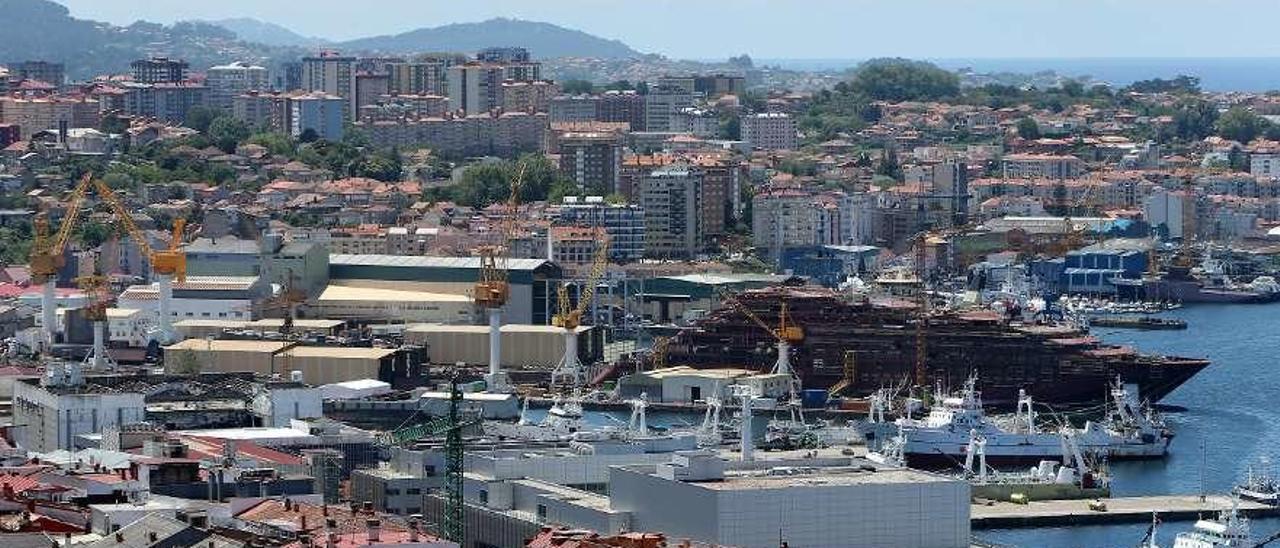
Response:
[747,57,1280,92]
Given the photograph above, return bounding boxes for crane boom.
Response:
[474,162,527,309]
[90,178,154,258]
[30,174,94,281]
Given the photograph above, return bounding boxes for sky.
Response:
[50,0,1280,60]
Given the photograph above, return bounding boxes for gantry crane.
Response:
[29,174,94,351]
[473,163,526,393]
[719,290,804,400]
[89,178,187,344]
[550,231,610,390]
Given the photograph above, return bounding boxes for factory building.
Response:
[328,255,561,325]
[173,318,347,340]
[12,372,323,452]
[449,451,969,548]
[312,284,474,324]
[403,324,601,369]
[162,339,425,388]
[616,366,792,403]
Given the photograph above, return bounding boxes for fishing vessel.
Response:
[1233,461,1280,505]
[1173,499,1253,548]
[888,375,1170,468]
[1088,316,1188,330]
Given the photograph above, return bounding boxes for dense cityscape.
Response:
[3,1,1280,547]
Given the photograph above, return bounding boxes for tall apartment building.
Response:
[355,72,391,114]
[205,61,269,110]
[302,52,357,119]
[290,92,346,141]
[279,61,304,91]
[11,61,65,86]
[447,63,505,114]
[359,94,449,122]
[0,96,99,139]
[694,74,746,98]
[501,80,559,113]
[232,90,292,132]
[549,95,599,123]
[741,112,798,150]
[477,47,531,63]
[131,57,189,84]
[548,226,609,267]
[121,82,207,123]
[693,157,744,241]
[557,196,646,263]
[600,91,646,131]
[644,85,695,133]
[387,56,460,96]
[558,131,624,194]
[753,188,859,260]
[640,165,702,258]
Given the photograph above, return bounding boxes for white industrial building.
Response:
[311,284,474,324]
[461,451,969,548]
[116,276,268,326]
[616,366,792,403]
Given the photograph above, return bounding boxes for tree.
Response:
[298,128,320,143]
[248,132,296,157]
[561,79,595,95]
[207,116,251,153]
[184,106,220,133]
[1171,99,1219,142]
[1215,107,1268,144]
[354,152,403,182]
[99,113,128,135]
[1126,75,1201,95]
[76,221,111,248]
[1016,117,1041,140]
[718,114,741,140]
[846,58,960,102]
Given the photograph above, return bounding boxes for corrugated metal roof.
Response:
[330,254,551,271]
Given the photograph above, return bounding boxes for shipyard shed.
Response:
[311,284,474,323]
[328,254,561,324]
[404,323,602,369]
[174,318,348,340]
[277,346,399,386]
[163,339,291,375]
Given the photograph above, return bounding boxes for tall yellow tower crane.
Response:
[550,231,610,389]
[474,163,526,393]
[89,177,187,344]
[30,173,93,351]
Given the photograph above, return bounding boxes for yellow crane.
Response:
[550,231,610,389]
[89,177,187,344]
[30,173,94,351]
[474,162,526,393]
[75,272,114,370]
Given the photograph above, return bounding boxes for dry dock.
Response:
[971,495,1280,529]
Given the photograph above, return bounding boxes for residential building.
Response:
[557,196,646,263]
[357,112,547,158]
[120,82,208,124]
[692,156,744,241]
[301,52,357,119]
[447,63,505,114]
[549,226,609,267]
[1001,154,1086,179]
[640,165,702,258]
[741,112,798,150]
[599,90,646,131]
[232,90,292,132]
[644,85,695,133]
[359,94,450,122]
[0,96,99,139]
[279,61,303,91]
[205,61,269,111]
[290,92,346,141]
[387,57,458,96]
[10,60,64,86]
[477,47,531,63]
[1250,141,1280,178]
[1144,190,1193,240]
[558,131,624,194]
[693,74,746,98]
[753,188,859,260]
[355,72,391,114]
[671,108,720,138]
[130,57,189,84]
[549,95,599,123]
[0,123,18,148]
[501,80,559,113]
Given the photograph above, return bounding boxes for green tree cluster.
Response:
[425,155,577,208]
[845,58,961,102]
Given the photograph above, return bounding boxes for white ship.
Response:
[890,375,1170,468]
[1173,499,1252,548]
[1233,460,1280,505]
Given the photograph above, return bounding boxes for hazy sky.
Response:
[51,0,1280,59]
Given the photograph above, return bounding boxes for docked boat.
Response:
[1088,316,1188,330]
[961,428,1110,501]
[888,375,1171,468]
[1234,462,1280,505]
[1173,499,1253,548]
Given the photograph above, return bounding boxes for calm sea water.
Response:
[756,57,1280,92]
[984,302,1280,547]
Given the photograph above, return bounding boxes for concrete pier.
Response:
[971,494,1280,529]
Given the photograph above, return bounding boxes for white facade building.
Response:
[206,61,269,111]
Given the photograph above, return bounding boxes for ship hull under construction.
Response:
[667,287,1209,408]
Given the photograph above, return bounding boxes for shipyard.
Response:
[6,3,1280,548]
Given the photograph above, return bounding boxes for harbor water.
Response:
[985,302,1280,546]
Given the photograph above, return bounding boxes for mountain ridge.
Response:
[336,17,641,59]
